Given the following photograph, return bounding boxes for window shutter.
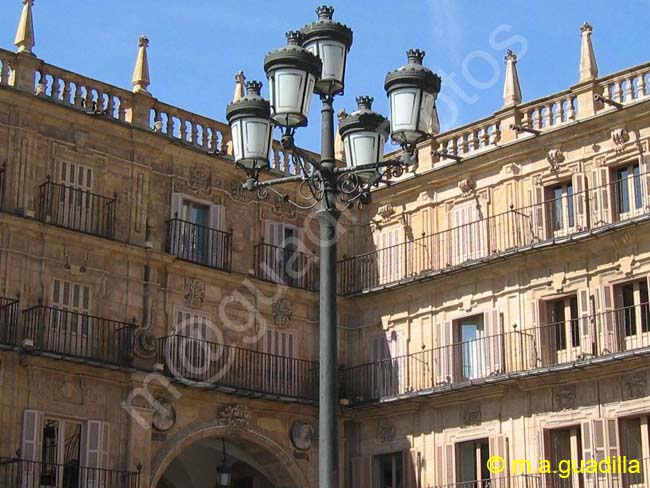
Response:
[21,409,44,461]
[599,285,617,354]
[572,172,588,230]
[402,448,418,488]
[208,204,223,231]
[606,418,621,486]
[435,445,444,486]
[350,455,372,488]
[594,168,612,225]
[592,419,607,485]
[538,429,551,486]
[532,183,547,241]
[484,308,503,375]
[170,192,183,219]
[581,420,595,487]
[435,321,452,385]
[534,300,551,367]
[489,434,509,487]
[578,288,593,357]
[642,155,650,211]
[265,220,284,247]
[444,442,456,485]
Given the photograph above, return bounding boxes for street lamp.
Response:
[216,439,231,488]
[225,6,441,488]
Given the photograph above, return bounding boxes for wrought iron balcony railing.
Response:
[339,171,650,295]
[0,457,140,488]
[341,302,650,403]
[254,241,318,291]
[0,296,20,346]
[37,178,116,239]
[22,305,135,366]
[157,335,319,400]
[165,218,233,272]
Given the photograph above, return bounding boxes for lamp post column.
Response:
[317,94,340,488]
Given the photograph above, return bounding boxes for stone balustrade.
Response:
[598,61,650,108]
[521,90,577,131]
[35,62,132,121]
[434,116,502,161]
[0,50,14,86]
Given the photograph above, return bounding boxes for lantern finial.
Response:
[407,49,425,65]
[316,5,335,20]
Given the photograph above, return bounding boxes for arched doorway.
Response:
[150,423,308,488]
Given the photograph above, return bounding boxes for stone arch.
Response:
[150,420,309,488]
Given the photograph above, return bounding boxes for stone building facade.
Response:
[0,2,649,488]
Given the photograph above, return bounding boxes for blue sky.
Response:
[1,1,649,151]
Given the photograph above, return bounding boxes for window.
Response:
[619,417,647,486]
[547,296,580,351]
[51,279,91,336]
[616,280,650,338]
[547,182,575,233]
[370,331,404,397]
[612,163,643,218]
[376,452,403,488]
[450,203,486,266]
[454,315,485,380]
[373,227,402,285]
[456,438,490,484]
[58,162,93,209]
[265,221,304,287]
[548,427,583,488]
[263,329,298,394]
[41,418,82,487]
[171,307,214,381]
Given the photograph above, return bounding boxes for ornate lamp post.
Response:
[225,6,441,487]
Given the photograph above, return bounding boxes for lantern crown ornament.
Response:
[264,31,322,128]
[225,80,273,173]
[300,5,353,96]
[339,96,389,182]
[384,49,441,147]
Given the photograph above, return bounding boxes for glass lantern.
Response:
[264,31,322,128]
[300,5,353,96]
[384,49,441,146]
[225,81,273,172]
[339,96,388,183]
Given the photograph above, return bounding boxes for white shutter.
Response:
[21,409,44,461]
[170,192,183,219]
[403,448,418,488]
[351,455,372,488]
[599,285,617,354]
[208,204,223,231]
[642,155,650,211]
[532,184,547,241]
[485,308,503,374]
[489,434,509,486]
[572,172,588,230]
[578,288,593,357]
[265,220,284,247]
[592,168,612,225]
[435,320,452,384]
[582,420,595,488]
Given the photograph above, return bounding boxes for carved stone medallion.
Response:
[376,419,396,442]
[622,373,647,400]
[462,404,481,426]
[184,278,205,309]
[273,296,293,327]
[553,385,576,410]
[218,404,251,430]
[290,420,314,451]
[188,164,210,193]
[152,398,176,432]
[458,176,477,196]
[546,149,565,170]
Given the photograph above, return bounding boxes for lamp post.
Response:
[225,6,441,487]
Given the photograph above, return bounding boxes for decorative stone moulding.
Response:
[546,149,565,170]
[184,278,206,309]
[611,127,630,151]
[218,404,251,430]
[377,204,396,220]
[458,176,477,196]
[273,295,293,327]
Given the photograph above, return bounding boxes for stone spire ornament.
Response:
[131,35,151,95]
[14,0,35,55]
[579,22,598,82]
[502,49,522,107]
[232,70,246,103]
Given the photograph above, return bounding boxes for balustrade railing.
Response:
[166,218,232,271]
[157,335,319,400]
[37,179,116,238]
[0,297,20,346]
[339,171,650,294]
[430,474,543,488]
[434,117,501,162]
[22,306,135,366]
[599,62,650,108]
[0,49,15,87]
[0,457,141,488]
[522,91,578,131]
[254,241,318,291]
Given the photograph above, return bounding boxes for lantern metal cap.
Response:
[384,49,441,95]
[299,5,353,51]
[225,80,270,122]
[339,96,389,137]
[264,31,322,79]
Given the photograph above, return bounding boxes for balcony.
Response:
[157,335,318,401]
[166,218,232,272]
[339,170,650,295]
[341,302,650,404]
[0,457,140,488]
[22,305,135,367]
[0,297,20,346]
[37,179,116,239]
[254,241,318,291]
